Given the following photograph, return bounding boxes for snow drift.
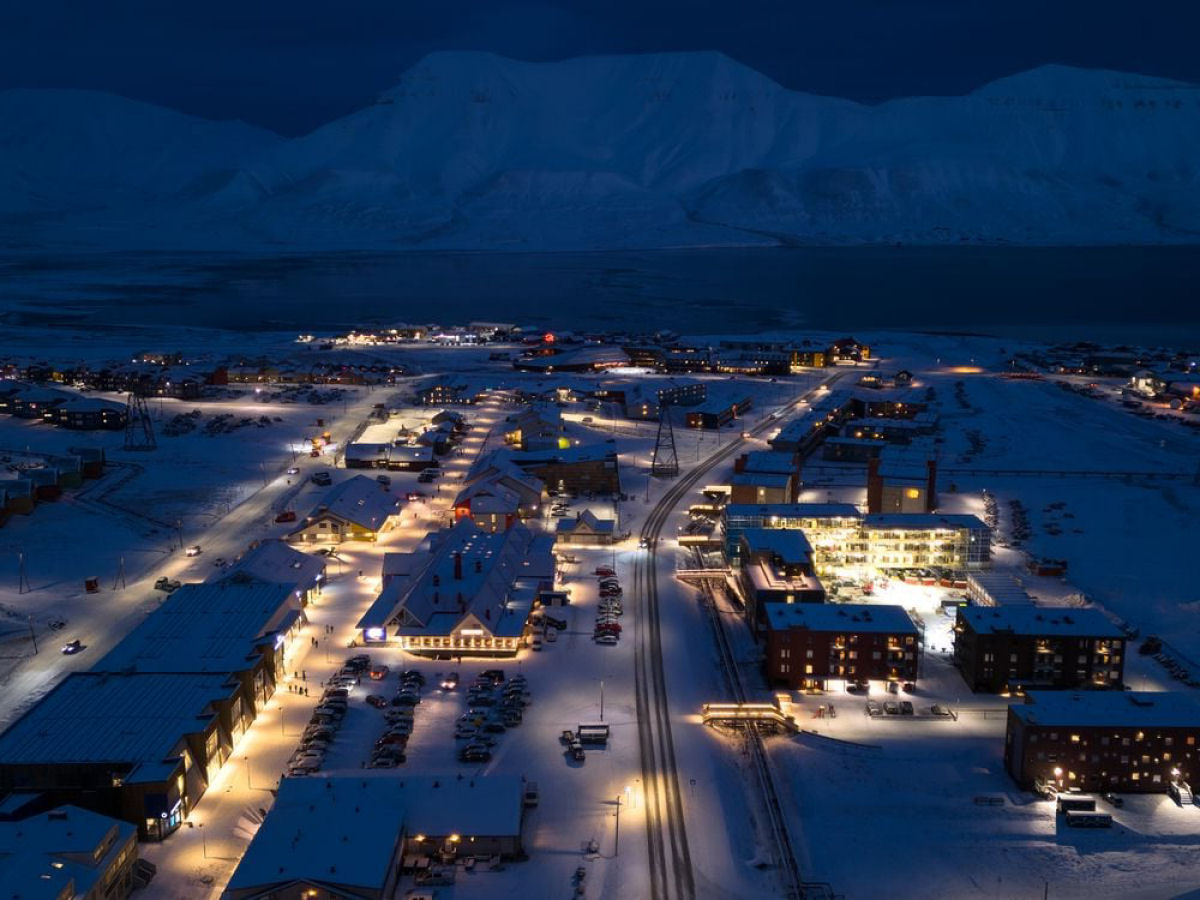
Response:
[2,53,1199,250]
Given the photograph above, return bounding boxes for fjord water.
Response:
[2,246,1197,345]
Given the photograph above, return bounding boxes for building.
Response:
[209,539,326,606]
[1005,691,1200,793]
[454,482,521,533]
[455,463,544,522]
[724,505,990,576]
[356,519,555,656]
[592,378,706,419]
[685,395,753,430]
[821,436,886,463]
[475,447,621,497]
[225,774,525,900]
[737,530,826,631]
[723,503,863,565]
[862,514,990,572]
[556,510,617,546]
[954,606,1126,694]
[764,603,920,690]
[866,456,938,514]
[730,450,799,504]
[97,579,305,723]
[0,672,239,840]
[288,475,401,543]
[512,344,630,373]
[502,407,566,451]
[53,398,128,431]
[966,572,1035,607]
[0,805,139,900]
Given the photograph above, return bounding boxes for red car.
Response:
[594,623,621,634]
[594,567,615,577]
[274,510,297,523]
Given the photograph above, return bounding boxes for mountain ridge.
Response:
[2,51,1198,250]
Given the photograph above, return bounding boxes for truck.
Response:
[1064,810,1113,828]
[577,722,610,745]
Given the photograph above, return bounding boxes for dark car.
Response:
[365,694,388,709]
[61,639,84,655]
[459,746,492,763]
[398,670,426,686]
[900,701,914,716]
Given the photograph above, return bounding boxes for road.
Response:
[633,373,843,900]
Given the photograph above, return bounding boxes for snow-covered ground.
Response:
[0,323,1198,899]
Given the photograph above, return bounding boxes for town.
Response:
[0,321,1196,900]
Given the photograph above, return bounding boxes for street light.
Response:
[614,793,623,857]
[199,822,207,858]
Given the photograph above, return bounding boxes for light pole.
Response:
[199,822,207,859]
[245,755,252,790]
[600,680,605,722]
[614,793,623,857]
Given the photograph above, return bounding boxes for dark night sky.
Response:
[1,0,1196,136]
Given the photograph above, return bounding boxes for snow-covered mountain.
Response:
[2,52,1199,250]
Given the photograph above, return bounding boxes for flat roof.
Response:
[726,503,862,521]
[0,804,135,900]
[764,603,918,635]
[1011,691,1200,728]
[0,672,231,769]
[99,580,298,674]
[740,528,813,562]
[731,472,792,488]
[864,513,989,531]
[959,605,1122,638]
[227,774,524,894]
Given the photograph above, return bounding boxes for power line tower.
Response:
[650,404,679,477]
[123,391,157,451]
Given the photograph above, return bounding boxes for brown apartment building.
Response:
[954,606,1125,694]
[1006,691,1200,793]
[764,603,920,691]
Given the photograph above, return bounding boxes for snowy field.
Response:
[0,322,1197,899]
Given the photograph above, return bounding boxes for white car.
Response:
[594,634,619,645]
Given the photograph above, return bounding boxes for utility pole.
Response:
[27,615,37,654]
[112,557,126,591]
[17,551,30,594]
[600,680,605,722]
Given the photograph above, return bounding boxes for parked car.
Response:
[595,634,619,645]
[900,701,914,715]
[369,665,390,680]
[274,510,297,523]
[311,472,332,486]
[884,701,900,715]
[376,474,392,487]
[154,577,182,592]
[931,704,954,717]
[441,672,460,690]
[594,567,615,577]
[399,670,426,686]
[866,700,883,717]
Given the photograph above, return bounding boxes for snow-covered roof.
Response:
[731,472,792,488]
[764,603,918,635]
[98,580,299,674]
[210,539,325,597]
[1011,691,1200,729]
[958,605,1122,638]
[740,528,813,562]
[556,510,615,536]
[0,672,231,768]
[0,805,136,900]
[227,774,524,895]
[373,519,554,640]
[741,450,796,475]
[300,474,401,531]
[225,776,406,895]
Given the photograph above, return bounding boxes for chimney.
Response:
[454,552,463,580]
[866,457,882,513]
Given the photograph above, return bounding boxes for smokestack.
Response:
[454,552,463,580]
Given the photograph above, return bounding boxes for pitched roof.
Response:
[299,475,400,531]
